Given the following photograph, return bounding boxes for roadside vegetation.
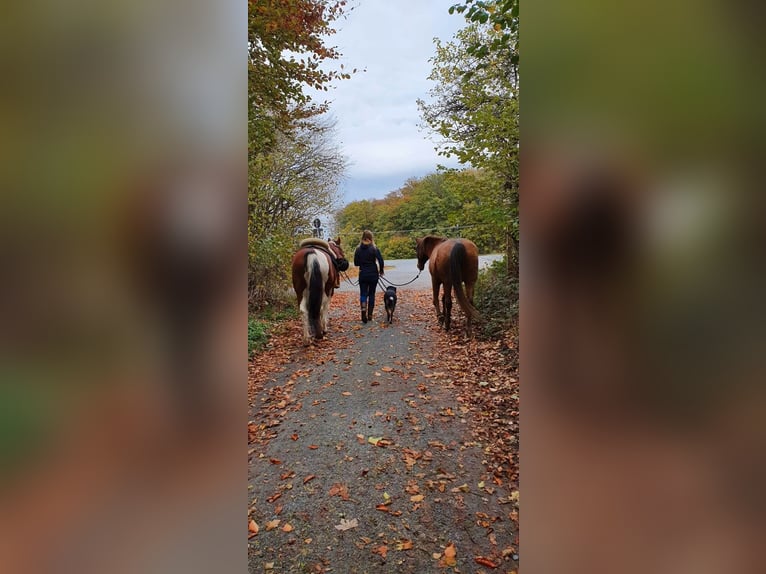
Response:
[248,304,299,357]
[475,258,518,340]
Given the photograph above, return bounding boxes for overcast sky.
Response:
[315,1,466,206]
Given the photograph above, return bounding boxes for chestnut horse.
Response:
[416,236,480,332]
[291,237,348,344]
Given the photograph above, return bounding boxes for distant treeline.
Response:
[335,169,511,259]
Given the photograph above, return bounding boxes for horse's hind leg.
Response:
[299,296,311,345]
[442,284,453,331]
[432,280,443,325]
[319,294,330,337]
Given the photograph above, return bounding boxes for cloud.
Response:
[310,1,465,203]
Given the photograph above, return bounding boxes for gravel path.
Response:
[248,290,517,573]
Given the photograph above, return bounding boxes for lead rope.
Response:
[342,269,422,289]
[378,271,421,288]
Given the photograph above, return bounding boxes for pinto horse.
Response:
[291,237,348,344]
[416,236,480,332]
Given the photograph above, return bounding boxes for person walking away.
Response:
[353,230,384,323]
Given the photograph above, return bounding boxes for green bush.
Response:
[248,318,268,357]
[382,235,416,260]
[474,258,518,339]
[248,305,298,357]
[248,232,293,312]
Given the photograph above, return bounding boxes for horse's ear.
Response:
[334,237,341,245]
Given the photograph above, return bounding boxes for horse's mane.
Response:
[418,235,447,258]
[299,238,331,250]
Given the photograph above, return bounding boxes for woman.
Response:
[353,230,384,323]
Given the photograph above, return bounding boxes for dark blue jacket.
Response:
[354,242,384,282]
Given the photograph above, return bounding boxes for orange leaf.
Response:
[328,482,350,500]
[474,556,499,568]
[372,545,388,559]
[395,539,413,551]
[381,366,393,372]
[303,474,316,484]
[269,458,282,465]
[248,520,259,534]
[410,494,424,502]
[308,445,319,450]
[375,504,390,512]
[266,492,282,503]
[439,543,457,567]
[290,433,299,441]
[265,519,280,531]
[341,391,352,396]
[282,523,294,532]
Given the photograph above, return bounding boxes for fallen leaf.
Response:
[450,483,469,493]
[266,492,282,503]
[291,433,299,441]
[282,523,294,532]
[264,563,274,570]
[334,518,359,531]
[248,520,259,538]
[303,474,316,484]
[269,458,282,465]
[395,540,413,551]
[381,366,393,372]
[410,494,424,502]
[308,445,319,450]
[341,391,352,396]
[375,504,390,512]
[328,483,350,500]
[439,543,457,567]
[368,436,382,446]
[265,519,280,531]
[475,556,499,568]
[372,545,388,559]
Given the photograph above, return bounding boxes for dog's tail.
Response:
[450,242,480,322]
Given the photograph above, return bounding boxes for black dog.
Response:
[384,286,398,324]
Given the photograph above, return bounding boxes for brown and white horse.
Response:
[291,237,347,345]
[416,235,481,332]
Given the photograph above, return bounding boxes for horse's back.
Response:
[430,239,479,281]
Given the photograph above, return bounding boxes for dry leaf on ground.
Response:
[334,518,359,531]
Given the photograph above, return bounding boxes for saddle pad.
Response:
[299,238,331,250]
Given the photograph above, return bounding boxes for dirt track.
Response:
[248,290,518,573]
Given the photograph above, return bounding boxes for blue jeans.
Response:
[359,278,377,306]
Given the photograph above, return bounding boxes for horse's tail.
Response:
[450,242,481,322]
[306,253,324,339]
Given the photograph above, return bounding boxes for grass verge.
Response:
[249,304,299,357]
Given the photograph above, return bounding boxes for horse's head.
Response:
[415,237,428,271]
[416,236,445,271]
